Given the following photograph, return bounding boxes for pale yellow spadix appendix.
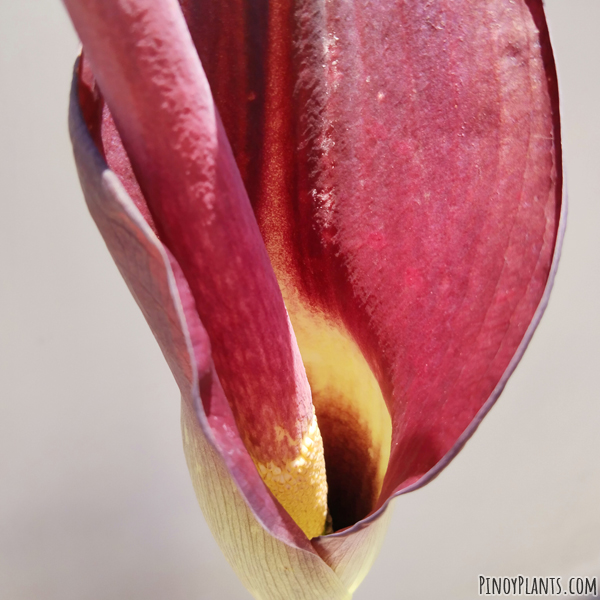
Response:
[255,413,329,539]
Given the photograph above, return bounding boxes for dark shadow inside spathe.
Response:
[315,392,381,532]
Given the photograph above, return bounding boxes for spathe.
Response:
[66,0,564,597]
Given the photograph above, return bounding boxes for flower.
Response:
[64,0,563,598]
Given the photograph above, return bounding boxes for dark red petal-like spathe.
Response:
[181,0,563,529]
[64,0,330,537]
[64,0,310,460]
[66,0,564,591]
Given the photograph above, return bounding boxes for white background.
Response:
[1,2,598,599]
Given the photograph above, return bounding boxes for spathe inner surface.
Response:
[80,0,561,538]
[183,0,561,524]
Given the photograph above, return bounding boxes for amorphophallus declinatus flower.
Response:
[63,0,564,597]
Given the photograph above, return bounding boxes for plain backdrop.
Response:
[1,2,598,599]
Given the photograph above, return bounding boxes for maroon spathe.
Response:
[65,0,563,596]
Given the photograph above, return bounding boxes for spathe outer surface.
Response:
[66,0,564,598]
